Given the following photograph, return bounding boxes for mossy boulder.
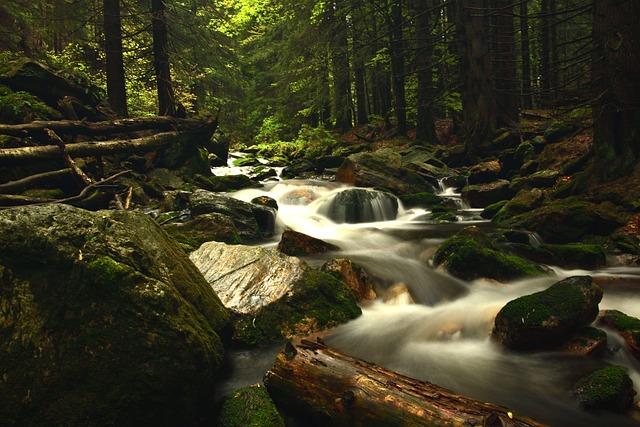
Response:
[597,310,640,361]
[399,192,449,209]
[194,174,255,192]
[492,188,545,223]
[316,188,399,223]
[573,366,635,412]
[560,326,607,356]
[163,213,241,251]
[251,196,279,210]
[481,200,508,219]
[467,160,501,185]
[509,169,559,193]
[218,384,284,427]
[321,258,377,301]
[544,121,577,142]
[492,276,603,350]
[505,242,606,270]
[461,179,513,208]
[433,226,547,282]
[496,198,627,243]
[0,204,229,426]
[0,85,61,123]
[232,156,260,167]
[277,229,339,257]
[429,206,459,222]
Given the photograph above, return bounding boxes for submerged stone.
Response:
[316,188,399,223]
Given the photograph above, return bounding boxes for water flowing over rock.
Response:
[278,229,340,256]
[0,204,228,426]
[316,188,399,223]
[321,258,377,301]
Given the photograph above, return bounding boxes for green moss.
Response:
[232,269,361,346]
[219,385,284,427]
[399,192,443,208]
[481,200,508,219]
[0,85,61,124]
[574,366,634,411]
[492,189,544,224]
[233,156,260,167]
[86,256,134,286]
[542,243,606,269]
[602,310,640,332]
[194,174,254,192]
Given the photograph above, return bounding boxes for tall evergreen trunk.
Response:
[412,0,437,143]
[492,0,519,126]
[330,0,352,131]
[388,0,407,135]
[352,0,369,126]
[455,0,497,154]
[539,0,552,105]
[591,0,640,180]
[103,0,128,117]
[151,0,176,116]
[519,0,532,109]
[549,0,559,101]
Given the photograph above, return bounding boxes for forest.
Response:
[0,0,639,426]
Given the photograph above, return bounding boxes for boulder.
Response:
[321,258,377,301]
[433,226,547,282]
[281,159,315,179]
[277,230,339,256]
[573,366,635,412]
[252,196,279,210]
[461,180,513,208]
[481,200,508,219]
[509,169,559,193]
[559,327,607,356]
[399,192,451,209]
[250,166,278,181]
[491,188,545,223]
[315,155,345,170]
[383,283,415,305]
[506,243,607,270]
[336,151,435,195]
[441,174,467,190]
[280,188,320,205]
[492,276,603,350]
[163,213,240,251]
[190,242,360,345]
[232,156,260,167]
[316,188,399,223]
[467,160,501,185]
[218,385,284,427]
[597,310,640,361]
[0,204,228,426]
[194,174,255,192]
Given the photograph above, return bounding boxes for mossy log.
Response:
[264,340,544,427]
[0,116,216,139]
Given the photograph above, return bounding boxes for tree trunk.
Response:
[151,0,176,116]
[389,0,407,135]
[492,0,520,126]
[539,0,551,105]
[265,340,544,427]
[455,0,497,154]
[520,0,533,109]
[351,0,369,126]
[329,0,353,131]
[591,0,640,180]
[103,0,128,117]
[412,0,437,143]
[549,0,558,101]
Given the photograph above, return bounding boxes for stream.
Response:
[214,155,640,426]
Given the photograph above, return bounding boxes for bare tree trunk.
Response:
[329,0,353,131]
[151,0,176,116]
[520,0,533,109]
[352,0,369,126]
[539,0,551,105]
[389,0,407,135]
[492,0,520,126]
[412,0,437,143]
[103,0,128,117]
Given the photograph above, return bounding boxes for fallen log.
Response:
[264,340,544,427]
[0,116,216,139]
[0,132,184,165]
[0,168,73,194]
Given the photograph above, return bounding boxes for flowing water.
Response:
[215,162,640,426]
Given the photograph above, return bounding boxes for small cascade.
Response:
[315,188,400,224]
[436,176,471,210]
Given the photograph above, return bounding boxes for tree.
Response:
[151,0,176,116]
[329,0,352,131]
[519,0,532,109]
[491,0,519,126]
[351,0,369,126]
[388,0,407,135]
[411,0,437,143]
[103,0,128,117]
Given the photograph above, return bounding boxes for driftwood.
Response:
[0,131,185,165]
[264,340,544,427]
[0,116,217,139]
[0,168,73,194]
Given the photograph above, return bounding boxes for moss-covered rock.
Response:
[0,204,229,426]
[194,174,255,193]
[433,226,547,282]
[252,196,278,210]
[232,156,260,167]
[481,200,509,219]
[0,85,61,123]
[321,258,377,301]
[163,213,241,251]
[467,160,501,185]
[505,242,606,270]
[573,366,635,411]
[560,326,607,356]
[399,192,446,209]
[492,276,603,350]
[597,310,640,361]
[219,384,284,427]
[492,188,545,223]
[461,179,513,208]
[277,229,339,256]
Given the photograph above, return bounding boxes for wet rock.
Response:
[399,192,449,209]
[250,166,278,181]
[194,174,255,192]
[492,188,545,223]
[163,213,240,251]
[506,243,606,270]
[146,167,187,191]
[252,196,279,210]
[560,327,608,356]
[336,151,435,195]
[441,175,467,190]
[573,366,635,412]
[0,204,228,426]
[429,206,459,223]
[190,242,360,345]
[316,188,399,223]
[383,283,415,305]
[233,156,260,167]
[467,160,501,185]
[278,230,339,256]
[509,169,559,193]
[321,258,377,301]
[481,200,508,219]
[315,155,345,170]
[492,276,603,350]
[281,159,315,179]
[280,188,320,205]
[461,179,513,208]
[433,226,547,282]
[495,197,627,243]
[597,310,640,361]
[219,384,284,427]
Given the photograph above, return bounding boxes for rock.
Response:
[597,310,640,361]
[163,213,240,250]
[383,283,415,305]
[467,160,501,185]
[544,121,577,142]
[433,226,547,282]
[316,188,399,223]
[188,190,273,240]
[0,84,62,124]
[252,196,279,210]
[321,258,377,301]
[146,167,187,191]
[481,200,508,219]
[429,206,459,223]
[233,156,260,167]
[280,188,320,205]
[495,198,627,243]
[315,155,345,170]
[190,242,360,345]
[219,384,284,427]
[194,174,255,192]
[441,174,467,190]
[399,192,449,209]
[510,169,559,193]
[505,243,607,270]
[278,230,339,256]
[492,276,603,350]
[250,166,278,181]
[491,188,545,223]
[490,130,520,149]
[461,179,513,208]
[336,151,435,195]
[560,327,607,356]
[573,366,635,412]
[281,159,314,179]
[0,204,228,426]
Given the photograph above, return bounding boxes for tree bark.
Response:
[103,0,128,117]
[265,340,544,427]
[412,0,437,143]
[330,0,353,131]
[520,0,533,109]
[492,0,520,126]
[151,0,176,116]
[351,0,369,126]
[389,0,407,135]
[539,0,551,105]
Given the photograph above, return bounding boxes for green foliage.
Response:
[219,385,284,427]
[0,85,60,124]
